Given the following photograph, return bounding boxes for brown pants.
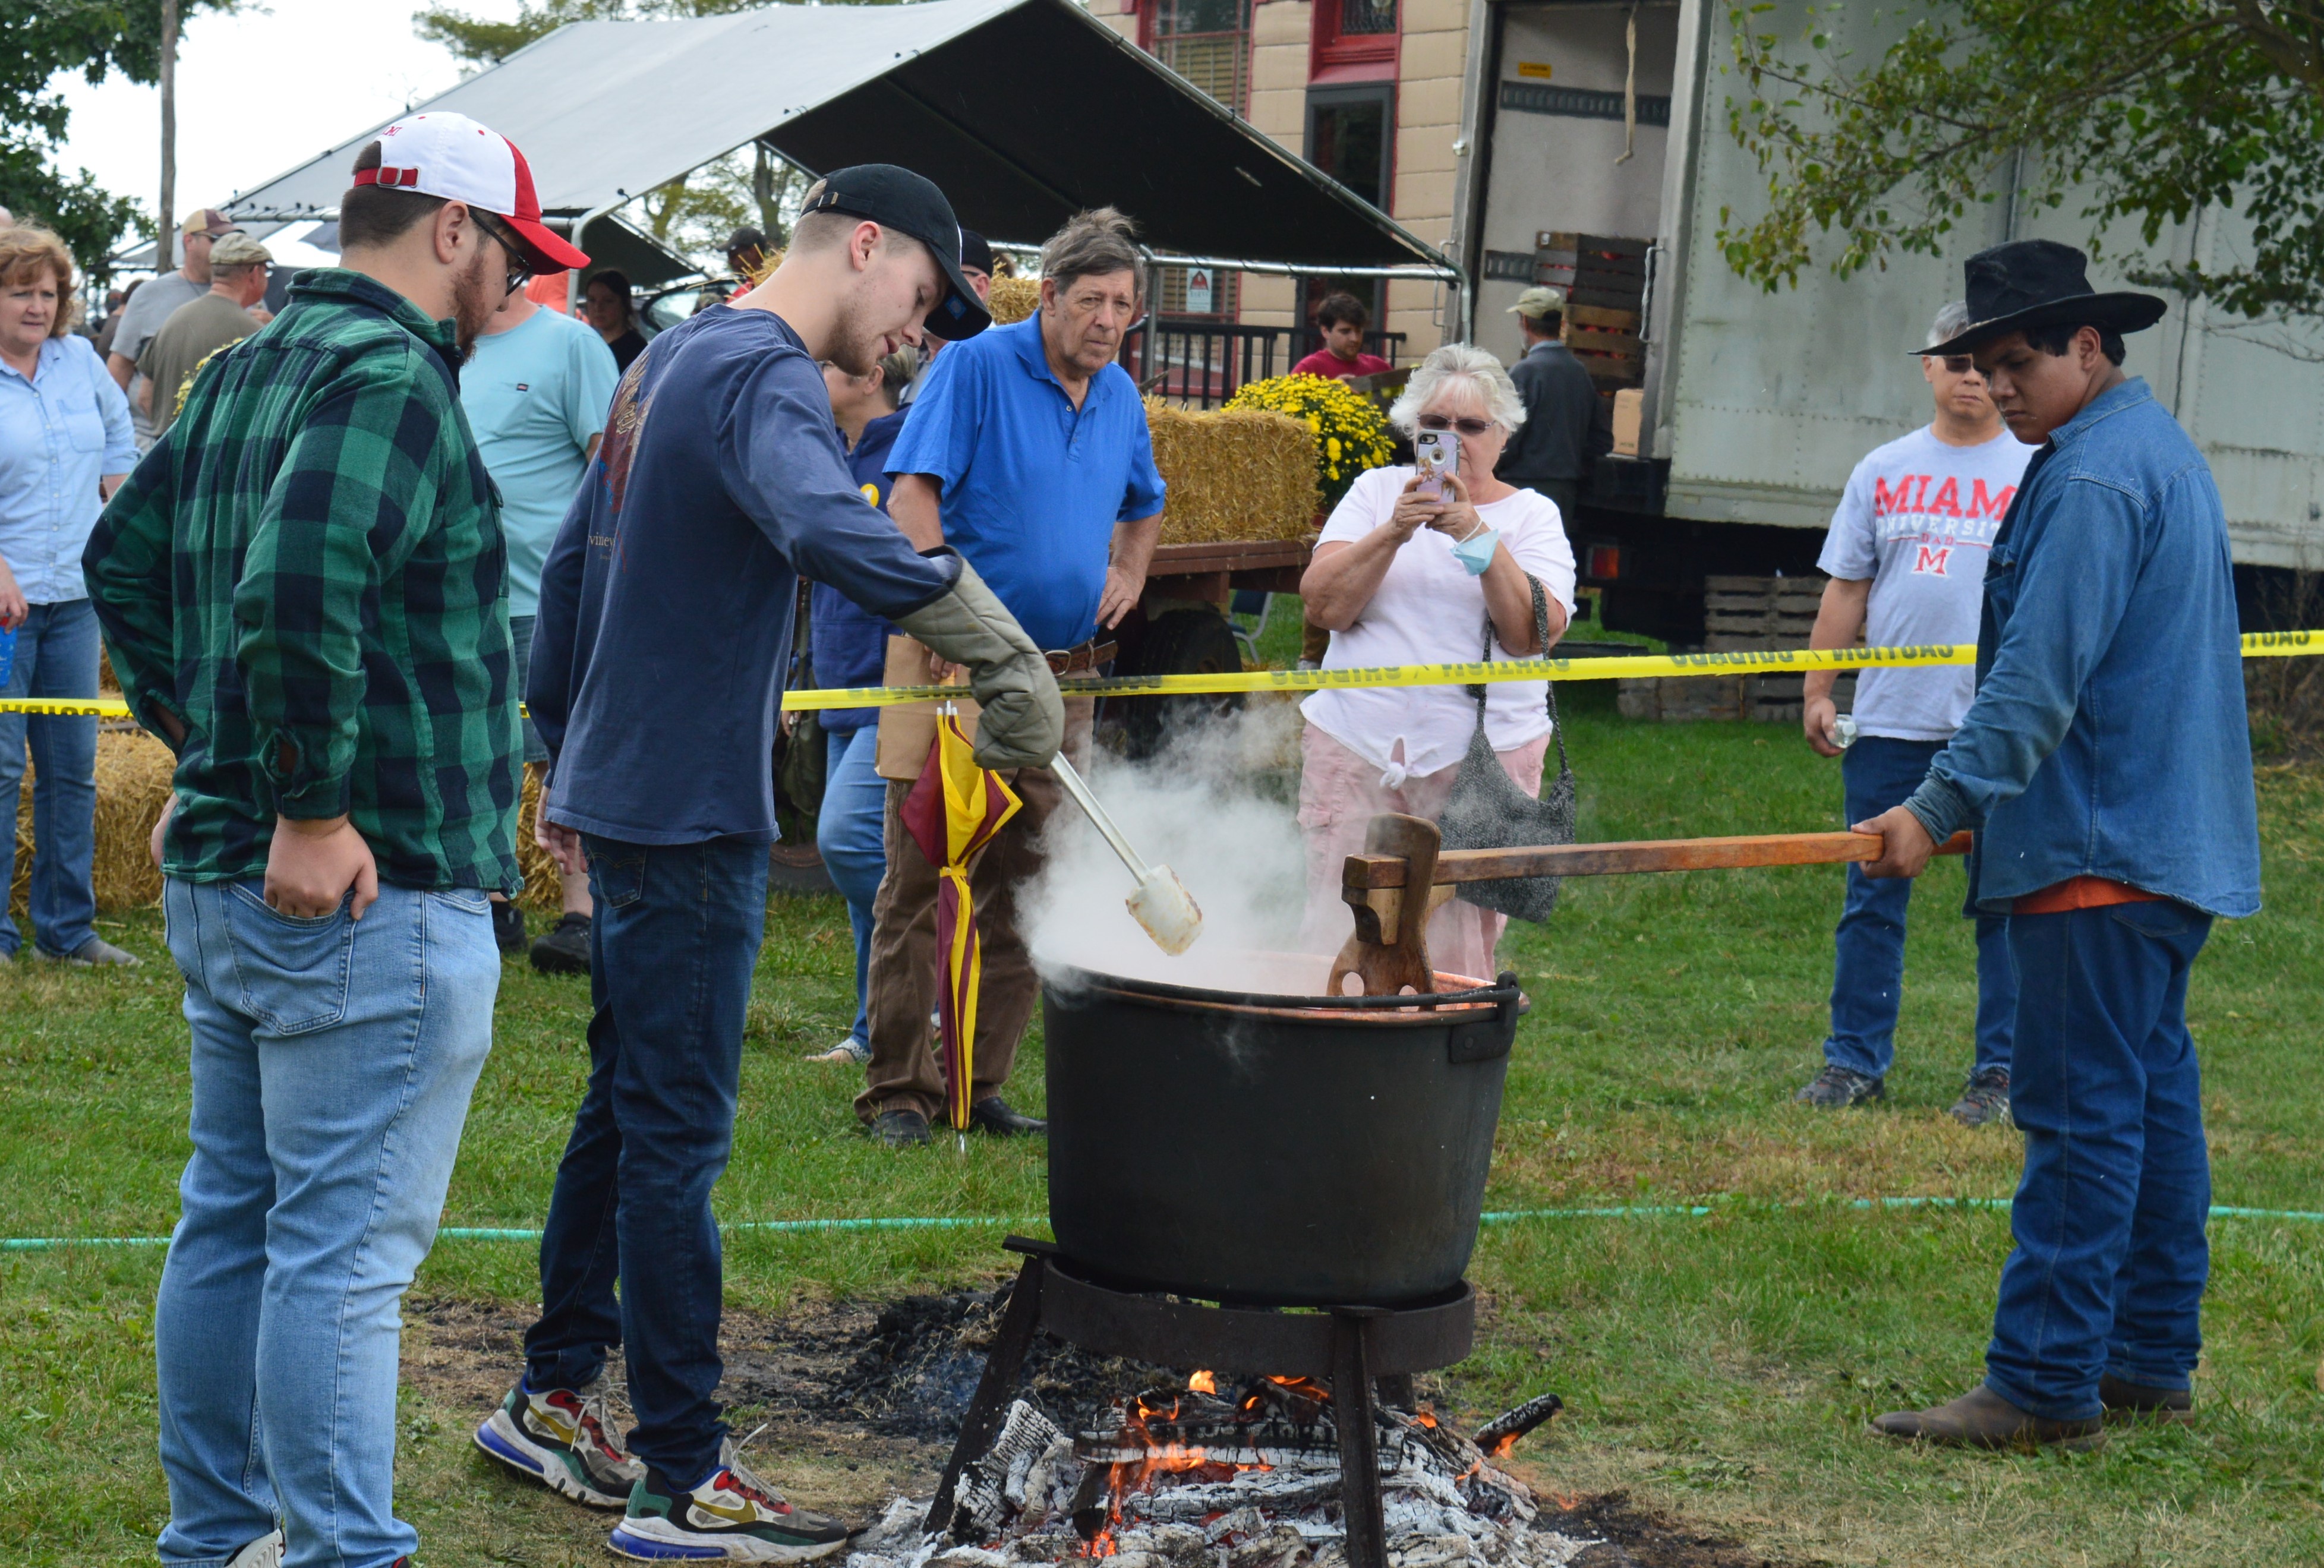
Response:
[854,703,1090,1126]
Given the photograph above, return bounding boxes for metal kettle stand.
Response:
[925,1237,1477,1568]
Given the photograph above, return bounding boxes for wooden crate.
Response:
[1617,675,1751,722]
[1534,231,1650,312]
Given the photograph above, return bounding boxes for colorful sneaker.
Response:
[475,1378,644,1508]
[610,1453,850,1561]
[1793,1064,1885,1108]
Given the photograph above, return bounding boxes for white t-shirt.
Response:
[1302,465,1578,780]
[1818,425,2036,740]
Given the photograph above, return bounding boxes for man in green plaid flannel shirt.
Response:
[81,113,594,1568]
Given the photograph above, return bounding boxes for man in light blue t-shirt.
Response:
[1794,299,2036,1125]
[463,285,619,972]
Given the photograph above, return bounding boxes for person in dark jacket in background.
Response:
[1499,285,1612,521]
[805,345,916,1065]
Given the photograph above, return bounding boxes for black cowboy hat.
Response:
[1915,239,2166,356]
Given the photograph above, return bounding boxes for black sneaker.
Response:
[1948,1068,2012,1128]
[969,1096,1047,1137]
[609,1455,850,1562]
[491,899,528,956]
[1793,1065,1886,1108]
[871,1108,931,1148]
[531,913,591,976]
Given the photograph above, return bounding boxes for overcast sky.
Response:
[55,0,525,222]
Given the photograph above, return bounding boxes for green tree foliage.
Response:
[1,0,237,273]
[414,0,818,270]
[1719,1,2324,320]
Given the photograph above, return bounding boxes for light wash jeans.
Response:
[156,875,499,1568]
[0,597,101,957]
[815,724,886,1049]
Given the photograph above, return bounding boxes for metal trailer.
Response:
[1446,0,2324,644]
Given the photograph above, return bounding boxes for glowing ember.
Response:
[847,1377,1590,1568]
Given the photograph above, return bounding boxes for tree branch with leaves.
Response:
[0,0,239,272]
[1720,1,2324,320]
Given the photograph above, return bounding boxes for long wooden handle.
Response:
[1342,829,1973,890]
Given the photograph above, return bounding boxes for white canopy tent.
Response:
[217,0,1459,292]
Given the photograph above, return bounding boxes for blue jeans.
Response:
[1985,900,2213,1419]
[1824,736,2016,1081]
[155,876,499,1568]
[0,597,100,957]
[816,724,886,1048]
[521,834,769,1485]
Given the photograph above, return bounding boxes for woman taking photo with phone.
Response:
[1294,342,1575,983]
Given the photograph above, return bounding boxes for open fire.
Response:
[846,1371,1591,1568]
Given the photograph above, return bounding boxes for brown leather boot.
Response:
[1870,1384,2106,1452]
[2099,1372,2194,1424]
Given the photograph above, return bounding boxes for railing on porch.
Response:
[1121,317,1407,409]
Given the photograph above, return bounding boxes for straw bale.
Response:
[10,729,175,918]
[1145,400,1320,545]
[514,765,564,914]
[8,736,565,919]
[985,275,1041,326]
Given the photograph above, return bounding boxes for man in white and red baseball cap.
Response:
[356,111,590,278]
[99,112,582,1568]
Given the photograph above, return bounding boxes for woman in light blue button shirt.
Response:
[0,224,137,966]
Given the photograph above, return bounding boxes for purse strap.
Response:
[1473,576,1571,778]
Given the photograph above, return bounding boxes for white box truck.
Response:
[1446,0,2324,642]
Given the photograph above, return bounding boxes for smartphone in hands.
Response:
[1414,430,1461,499]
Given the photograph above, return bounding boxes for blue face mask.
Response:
[1449,526,1499,576]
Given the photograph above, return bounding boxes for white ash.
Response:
[847,1402,1592,1568]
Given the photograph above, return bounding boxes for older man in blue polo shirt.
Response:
[860,206,1166,1147]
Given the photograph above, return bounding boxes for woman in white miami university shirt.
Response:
[1794,300,2037,1123]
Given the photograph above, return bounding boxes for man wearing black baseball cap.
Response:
[1855,239,2260,1452]
[796,164,991,342]
[479,163,1056,1561]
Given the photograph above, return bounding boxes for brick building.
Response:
[1086,0,1470,360]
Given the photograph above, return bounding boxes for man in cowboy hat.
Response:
[1853,238,2261,1451]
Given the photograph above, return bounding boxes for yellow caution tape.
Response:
[7,631,2316,718]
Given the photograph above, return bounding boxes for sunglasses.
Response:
[468,210,534,299]
[1417,414,1497,437]
[1938,355,1978,375]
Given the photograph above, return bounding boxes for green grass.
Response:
[4,685,2320,1565]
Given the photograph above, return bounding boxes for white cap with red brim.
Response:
[352,112,591,275]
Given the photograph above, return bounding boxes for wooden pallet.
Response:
[1623,576,1862,723]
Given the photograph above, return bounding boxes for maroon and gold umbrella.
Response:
[899,708,1023,1136]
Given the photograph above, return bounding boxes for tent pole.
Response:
[569,202,617,313]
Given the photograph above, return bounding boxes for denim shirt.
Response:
[0,334,137,604]
[1903,378,2261,918]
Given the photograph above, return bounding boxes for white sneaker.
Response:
[225,1530,285,1568]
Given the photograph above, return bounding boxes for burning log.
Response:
[1471,1395,1563,1459]
[847,1375,1593,1568]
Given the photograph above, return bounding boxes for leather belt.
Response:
[1044,638,1117,676]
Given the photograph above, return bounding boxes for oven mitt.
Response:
[891,556,1065,771]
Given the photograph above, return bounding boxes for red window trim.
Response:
[1311,0,1399,77]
